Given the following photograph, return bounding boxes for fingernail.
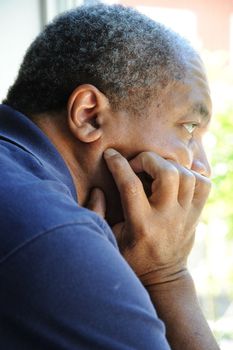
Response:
[104,148,118,158]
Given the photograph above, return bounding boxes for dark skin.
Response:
[34,56,220,349]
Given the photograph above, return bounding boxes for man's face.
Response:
[119,58,211,176]
[103,56,211,224]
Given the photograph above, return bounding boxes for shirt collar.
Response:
[0,104,77,201]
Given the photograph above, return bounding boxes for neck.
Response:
[32,112,90,205]
[32,112,124,226]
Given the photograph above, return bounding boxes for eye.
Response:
[183,122,198,134]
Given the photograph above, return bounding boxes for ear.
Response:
[67,84,109,143]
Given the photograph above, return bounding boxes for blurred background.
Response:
[0,0,233,348]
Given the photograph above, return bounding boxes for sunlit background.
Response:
[1,0,233,348]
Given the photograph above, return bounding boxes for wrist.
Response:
[140,264,190,287]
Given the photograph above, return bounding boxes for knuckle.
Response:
[144,151,163,165]
[182,169,196,183]
[162,164,179,181]
[140,151,160,165]
[200,176,212,191]
[195,175,212,196]
[110,152,124,164]
[140,151,154,158]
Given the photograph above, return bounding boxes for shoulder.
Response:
[0,140,116,262]
[0,222,169,349]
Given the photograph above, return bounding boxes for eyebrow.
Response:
[192,103,210,121]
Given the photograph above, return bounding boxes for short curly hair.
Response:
[3,3,197,117]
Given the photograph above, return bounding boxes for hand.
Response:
[86,150,218,350]
[103,149,211,285]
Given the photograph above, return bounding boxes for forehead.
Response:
[157,60,212,123]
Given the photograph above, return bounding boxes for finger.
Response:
[129,152,180,206]
[167,161,196,208]
[86,188,106,218]
[192,171,211,209]
[104,149,149,225]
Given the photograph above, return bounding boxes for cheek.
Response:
[152,137,193,168]
[121,125,193,168]
[169,142,193,168]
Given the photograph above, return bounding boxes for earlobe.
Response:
[67,85,105,143]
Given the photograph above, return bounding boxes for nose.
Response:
[191,147,211,178]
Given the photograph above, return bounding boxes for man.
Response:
[0,4,219,349]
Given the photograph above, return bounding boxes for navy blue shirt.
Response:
[0,105,170,350]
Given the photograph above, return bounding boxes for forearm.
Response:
[146,271,220,350]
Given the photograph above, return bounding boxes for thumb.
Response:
[85,188,106,218]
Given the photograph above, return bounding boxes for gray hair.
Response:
[4,3,197,117]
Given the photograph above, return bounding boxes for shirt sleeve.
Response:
[0,221,171,350]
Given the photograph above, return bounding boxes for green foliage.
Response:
[207,106,233,239]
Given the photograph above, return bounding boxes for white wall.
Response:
[0,0,86,102]
[0,0,41,101]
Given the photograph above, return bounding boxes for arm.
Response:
[0,222,170,350]
[147,272,219,350]
[103,149,220,350]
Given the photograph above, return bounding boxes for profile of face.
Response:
[101,56,211,223]
[67,55,211,225]
[120,59,210,170]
